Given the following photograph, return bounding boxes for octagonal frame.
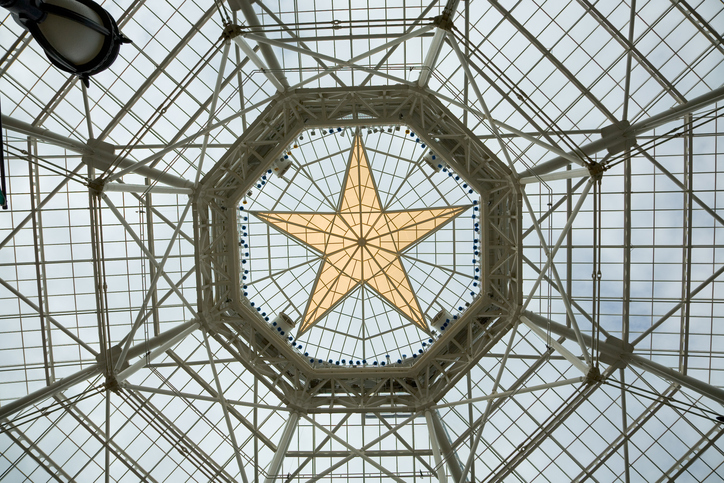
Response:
[195,85,522,411]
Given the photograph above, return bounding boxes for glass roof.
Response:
[1,0,724,482]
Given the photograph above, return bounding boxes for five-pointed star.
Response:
[252,135,468,336]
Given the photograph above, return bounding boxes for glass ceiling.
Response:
[1,0,723,482]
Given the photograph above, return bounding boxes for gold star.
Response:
[253,135,468,336]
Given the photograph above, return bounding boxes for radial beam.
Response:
[518,167,590,184]
[418,0,460,86]
[202,329,249,483]
[231,35,286,92]
[101,183,193,195]
[520,316,590,375]
[264,412,299,483]
[425,411,448,483]
[427,410,464,483]
[0,319,198,421]
[0,115,193,189]
[527,84,724,177]
[434,377,585,409]
[523,311,724,406]
[232,0,289,90]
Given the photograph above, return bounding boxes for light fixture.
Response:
[1,0,131,86]
[0,98,6,210]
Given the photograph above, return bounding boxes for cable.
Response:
[0,384,106,433]
[603,378,722,422]
[5,144,89,185]
[603,106,724,171]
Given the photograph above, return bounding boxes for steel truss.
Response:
[1,1,723,482]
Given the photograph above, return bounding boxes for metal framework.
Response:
[1,0,723,481]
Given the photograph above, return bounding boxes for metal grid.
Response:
[1,0,723,481]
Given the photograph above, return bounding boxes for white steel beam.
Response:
[101,183,193,195]
[0,114,193,189]
[524,311,724,406]
[418,0,461,86]
[0,320,199,421]
[121,384,288,411]
[425,410,448,483]
[519,167,590,184]
[115,321,200,383]
[428,409,464,483]
[234,0,289,90]
[520,315,590,375]
[435,377,586,410]
[418,28,446,87]
[527,84,724,177]
[264,412,299,483]
[232,35,285,92]
[195,40,230,185]
[202,329,249,483]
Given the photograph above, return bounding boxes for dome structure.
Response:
[1,1,723,481]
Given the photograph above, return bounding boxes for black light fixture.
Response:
[0,97,6,210]
[1,0,131,86]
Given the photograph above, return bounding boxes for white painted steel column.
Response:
[428,409,465,483]
[425,410,448,483]
[264,411,299,483]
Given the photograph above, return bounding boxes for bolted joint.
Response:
[432,14,454,31]
[221,23,244,41]
[88,177,104,196]
[587,162,605,181]
[104,375,122,393]
[584,365,603,384]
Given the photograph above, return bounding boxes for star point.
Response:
[252,135,469,337]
